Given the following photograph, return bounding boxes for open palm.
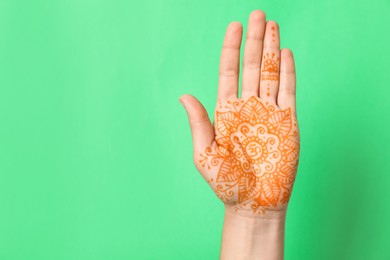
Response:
[180,11,300,215]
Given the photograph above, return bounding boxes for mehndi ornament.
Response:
[200,96,300,214]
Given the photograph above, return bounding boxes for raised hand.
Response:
[180,10,299,217]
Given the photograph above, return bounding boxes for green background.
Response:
[1,0,389,259]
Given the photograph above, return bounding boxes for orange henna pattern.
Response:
[261,52,280,81]
[199,96,299,214]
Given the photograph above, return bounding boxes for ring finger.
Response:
[259,21,280,103]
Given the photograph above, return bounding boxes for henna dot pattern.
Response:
[199,96,300,214]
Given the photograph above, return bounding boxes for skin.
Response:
[180,10,299,260]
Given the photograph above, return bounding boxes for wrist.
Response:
[221,205,286,260]
[224,204,287,220]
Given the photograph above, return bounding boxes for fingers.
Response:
[179,94,215,154]
[241,10,266,98]
[278,48,296,115]
[259,21,281,103]
[218,22,243,101]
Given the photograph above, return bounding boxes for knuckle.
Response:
[283,89,296,96]
[219,68,238,78]
[243,59,261,70]
[189,116,209,127]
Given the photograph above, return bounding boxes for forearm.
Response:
[220,206,286,260]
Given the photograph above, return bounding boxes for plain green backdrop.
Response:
[1,0,390,259]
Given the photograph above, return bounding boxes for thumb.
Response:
[179,94,215,154]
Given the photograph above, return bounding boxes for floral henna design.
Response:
[199,96,300,214]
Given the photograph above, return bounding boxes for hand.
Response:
[180,10,300,217]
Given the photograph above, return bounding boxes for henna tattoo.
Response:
[271,26,276,42]
[199,96,300,214]
[261,52,280,81]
